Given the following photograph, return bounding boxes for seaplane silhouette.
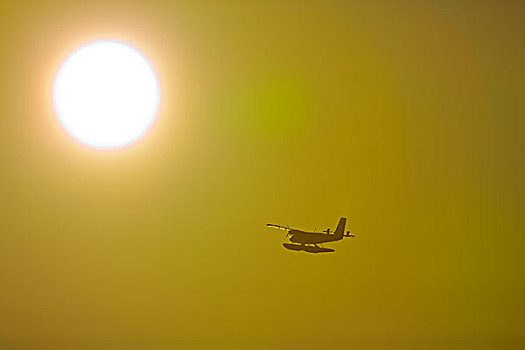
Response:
[267,217,354,253]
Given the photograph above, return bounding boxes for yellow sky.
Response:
[0,1,524,349]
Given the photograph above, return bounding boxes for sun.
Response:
[53,40,160,149]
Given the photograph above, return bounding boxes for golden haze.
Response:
[0,0,524,349]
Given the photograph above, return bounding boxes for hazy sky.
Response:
[0,1,524,349]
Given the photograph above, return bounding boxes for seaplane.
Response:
[267,217,355,253]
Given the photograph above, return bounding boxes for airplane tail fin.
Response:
[334,217,346,240]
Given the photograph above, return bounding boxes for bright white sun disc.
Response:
[53,41,160,148]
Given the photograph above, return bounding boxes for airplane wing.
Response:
[266,224,292,231]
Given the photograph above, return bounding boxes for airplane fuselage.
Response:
[288,230,343,244]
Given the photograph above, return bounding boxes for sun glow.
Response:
[53,40,160,149]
